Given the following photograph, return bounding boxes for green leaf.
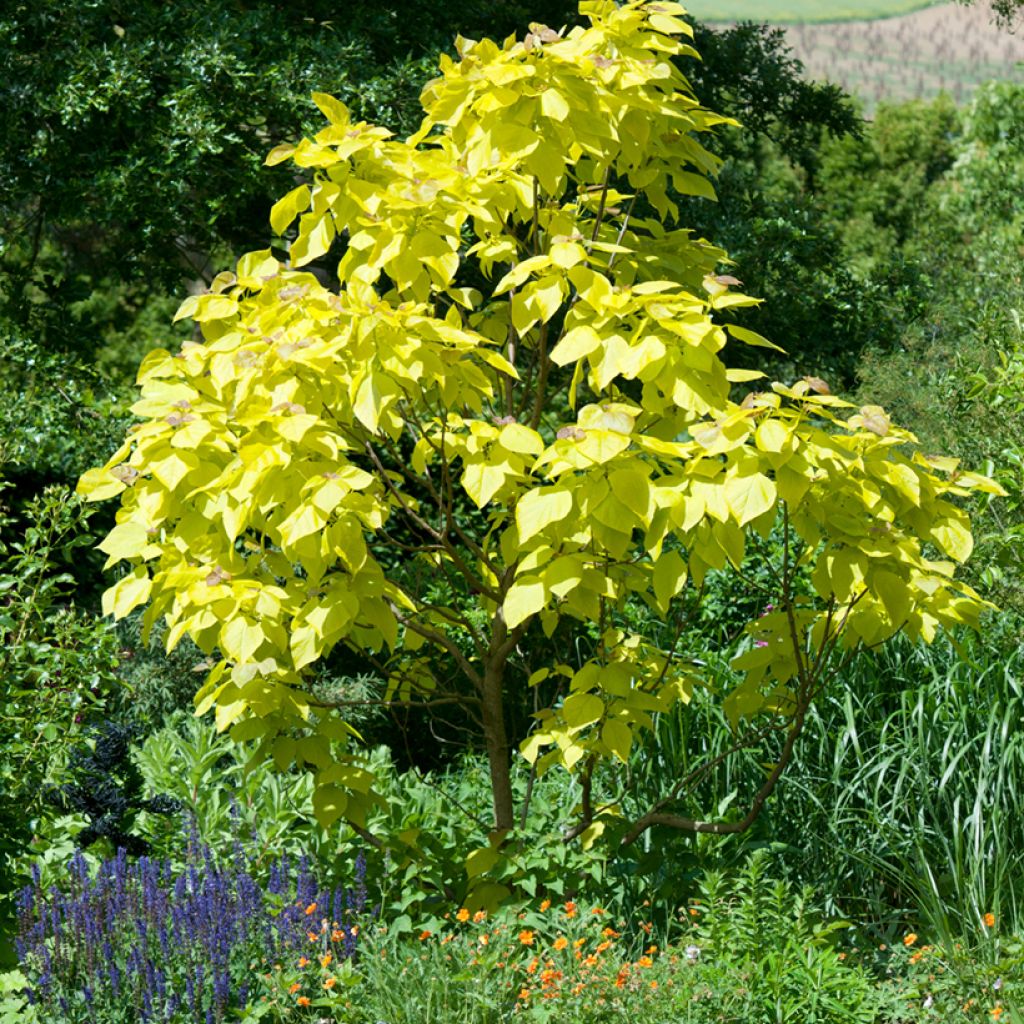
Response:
[270,184,311,235]
[313,784,348,829]
[652,549,687,613]
[562,692,603,730]
[503,577,546,629]
[466,846,499,877]
[601,719,632,762]
[515,487,573,543]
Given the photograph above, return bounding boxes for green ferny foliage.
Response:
[79,1,1001,906]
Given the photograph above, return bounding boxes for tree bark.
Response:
[481,659,515,832]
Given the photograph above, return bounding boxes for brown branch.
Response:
[389,604,483,691]
[528,320,551,430]
[620,695,811,845]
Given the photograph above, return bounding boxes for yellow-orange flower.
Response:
[473,910,487,923]
[297,957,308,968]
[288,982,301,994]
[478,934,489,946]
[564,901,577,918]
[904,933,918,947]
[539,898,551,912]
[331,929,344,942]
[591,907,606,916]
[601,927,619,938]
[637,956,653,968]
[573,938,585,949]
[553,936,568,951]
[323,978,336,990]
[304,903,317,916]
[985,913,996,928]
[320,953,332,968]
[991,1006,1003,1021]
[297,996,310,1007]
[517,988,530,1001]
[456,908,470,923]
[519,930,535,946]
[596,940,611,953]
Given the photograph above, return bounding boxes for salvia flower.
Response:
[16,837,369,1023]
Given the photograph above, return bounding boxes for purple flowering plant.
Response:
[15,827,368,1023]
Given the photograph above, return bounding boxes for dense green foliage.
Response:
[1,0,1022,1019]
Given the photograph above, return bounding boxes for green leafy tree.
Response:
[80,0,998,902]
[0,0,579,366]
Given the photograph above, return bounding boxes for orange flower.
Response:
[526,957,539,975]
[904,933,918,947]
[564,901,577,918]
[297,996,310,1007]
[297,957,308,968]
[331,929,344,942]
[304,903,317,915]
[323,978,336,990]
[646,945,658,955]
[985,913,996,928]
[601,927,619,938]
[637,956,653,968]
[910,952,923,964]
[419,930,432,941]
[320,953,333,968]
[478,934,489,946]
[553,936,568,951]
[456,908,470,923]
[573,938,586,949]
[517,988,531,1002]
[473,910,487,923]
[596,940,611,953]
[650,980,658,990]
[591,907,605,916]
[689,908,699,917]
[991,1006,1003,1021]
[288,982,301,994]
[306,932,318,942]
[539,898,551,912]
[519,930,535,945]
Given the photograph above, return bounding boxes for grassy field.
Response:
[686,1,1024,110]
[685,0,937,22]
[785,2,1024,107]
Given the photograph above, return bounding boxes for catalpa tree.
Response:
[80,0,998,877]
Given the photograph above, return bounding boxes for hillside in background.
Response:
[688,1,1024,110]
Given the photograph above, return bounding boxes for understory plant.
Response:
[14,841,368,1024]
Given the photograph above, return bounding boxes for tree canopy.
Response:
[78,0,998,903]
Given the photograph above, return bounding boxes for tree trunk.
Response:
[481,661,515,831]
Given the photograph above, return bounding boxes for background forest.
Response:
[1,1,1023,1021]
